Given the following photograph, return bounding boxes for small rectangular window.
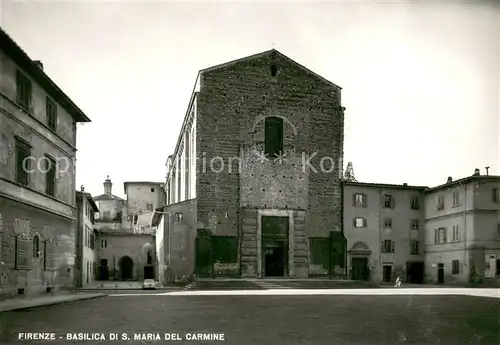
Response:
[44,155,56,197]
[175,212,183,222]
[452,191,459,206]
[353,217,366,228]
[383,194,394,208]
[410,195,420,210]
[383,218,392,229]
[437,196,444,210]
[46,97,57,131]
[382,240,395,253]
[147,203,154,211]
[452,260,459,275]
[411,219,419,230]
[15,137,31,186]
[353,193,367,207]
[410,240,419,255]
[492,188,499,203]
[264,117,284,157]
[16,70,32,111]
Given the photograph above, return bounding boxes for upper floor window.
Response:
[452,191,459,206]
[44,155,56,197]
[410,240,419,255]
[151,188,155,192]
[383,194,395,209]
[496,223,500,240]
[146,203,154,211]
[410,195,420,210]
[46,97,57,131]
[353,193,367,207]
[101,239,107,248]
[434,227,447,244]
[381,240,395,253]
[353,217,367,228]
[16,70,32,111]
[264,117,283,157]
[411,219,419,230]
[175,212,183,222]
[383,218,392,229]
[15,137,31,186]
[452,225,460,242]
[492,188,499,203]
[437,196,444,210]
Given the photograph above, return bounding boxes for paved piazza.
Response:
[0,288,498,345]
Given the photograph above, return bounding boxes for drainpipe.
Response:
[378,190,382,283]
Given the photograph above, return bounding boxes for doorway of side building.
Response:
[437,263,444,284]
[119,256,134,280]
[351,257,369,281]
[382,265,392,283]
[261,216,289,278]
[406,261,424,284]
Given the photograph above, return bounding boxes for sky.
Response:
[1,0,499,198]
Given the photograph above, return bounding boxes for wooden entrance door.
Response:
[351,257,369,281]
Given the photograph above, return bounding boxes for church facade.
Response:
[159,49,347,281]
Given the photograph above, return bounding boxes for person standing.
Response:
[395,275,402,288]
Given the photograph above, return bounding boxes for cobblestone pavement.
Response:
[0,293,498,345]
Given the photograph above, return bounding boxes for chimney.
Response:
[104,175,112,194]
[473,168,480,176]
[447,177,453,183]
[33,60,43,70]
[485,166,490,175]
[80,185,85,192]
[402,183,408,186]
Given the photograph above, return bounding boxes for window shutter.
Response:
[391,241,395,253]
[353,194,357,207]
[381,241,384,253]
[434,229,438,244]
[391,196,395,209]
[15,234,31,270]
[363,218,367,227]
[443,228,447,243]
[353,218,357,227]
[363,194,368,207]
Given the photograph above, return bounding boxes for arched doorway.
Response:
[348,241,371,281]
[118,256,134,280]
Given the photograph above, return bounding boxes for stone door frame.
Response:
[257,209,295,278]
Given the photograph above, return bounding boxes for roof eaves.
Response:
[0,27,91,123]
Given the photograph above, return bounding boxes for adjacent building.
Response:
[343,169,500,285]
[343,181,427,284]
[75,186,99,287]
[0,28,91,298]
[424,170,500,284]
[156,49,346,283]
[93,177,156,281]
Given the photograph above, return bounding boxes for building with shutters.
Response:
[155,49,346,283]
[75,187,99,287]
[342,181,427,284]
[343,169,500,285]
[0,27,91,298]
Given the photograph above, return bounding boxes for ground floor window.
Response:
[452,260,459,275]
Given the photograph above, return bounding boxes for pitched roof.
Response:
[76,191,99,212]
[0,27,90,123]
[424,175,500,193]
[200,48,341,89]
[93,194,124,201]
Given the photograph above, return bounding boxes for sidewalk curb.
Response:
[0,293,107,312]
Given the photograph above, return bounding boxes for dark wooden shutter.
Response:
[15,235,31,270]
[363,194,368,207]
[391,196,395,209]
[363,218,367,227]
[352,194,357,207]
